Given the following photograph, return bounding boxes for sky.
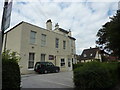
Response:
[0,0,119,55]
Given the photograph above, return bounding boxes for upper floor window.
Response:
[71,40,73,47]
[55,38,59,48]
[41,34,46,47]
[72,49,74,54]
[90,54,93,56]
[30,31,36,44]
[63,40,66,49]
[84,54,87,57]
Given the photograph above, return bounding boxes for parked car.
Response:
[34,62,60,74]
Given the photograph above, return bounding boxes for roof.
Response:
[68,36,76,40]
[80,48,99,60]
[5,21,47,34]
[5,21,24,33]
[58,28,69,34]
[57,28,76,40]
[5,21,76,41]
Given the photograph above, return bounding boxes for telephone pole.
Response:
[118,1,120,10]
[0,0,13,89]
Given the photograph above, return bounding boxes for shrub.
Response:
[73,62,116,89]
[2,50,21,89]
[101,62,119,86]
[118,62,120,79]
[73,63,84,70]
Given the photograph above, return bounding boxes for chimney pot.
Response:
[46,19,52,30]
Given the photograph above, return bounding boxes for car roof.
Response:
[36,62,49,63]
[36,62,52,64]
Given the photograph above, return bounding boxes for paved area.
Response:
[21,71,74,88]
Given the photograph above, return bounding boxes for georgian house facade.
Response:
[3,20,76,74]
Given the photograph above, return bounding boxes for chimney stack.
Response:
[46,19,52,30]
[55,23,59,29]
[68,29,72,36]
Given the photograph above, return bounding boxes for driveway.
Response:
[21,71,74,88]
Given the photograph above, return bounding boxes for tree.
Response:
[96,10,120,59]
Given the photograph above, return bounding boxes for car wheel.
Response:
[44,70,48,74]
[55,69,59,73]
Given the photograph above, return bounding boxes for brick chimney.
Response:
[46,19,52,30]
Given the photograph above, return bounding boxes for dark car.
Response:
[34,62,60,74]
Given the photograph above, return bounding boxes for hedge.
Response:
[73,63,84,70]
[2,50,21,89]
[73,62,120,90]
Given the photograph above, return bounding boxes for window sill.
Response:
[41,45,46,47]
[61,66,65,68]
[29,43,37,45]
[28,68,34,70]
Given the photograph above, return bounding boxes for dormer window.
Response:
[84,54,87,57]
[90,54,93,56]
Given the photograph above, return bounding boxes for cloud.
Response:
[0,1,118,55]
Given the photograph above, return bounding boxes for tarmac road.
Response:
[21,71,74,88]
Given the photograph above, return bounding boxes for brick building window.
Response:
[41,54,45,62]
[41,34,46,47]
[63,40,66,49]
[30,31,36,44]
[55,38,59,48]
[28,53,35,69]
[61,58,65,67]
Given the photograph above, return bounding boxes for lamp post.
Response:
[0,0,13,89]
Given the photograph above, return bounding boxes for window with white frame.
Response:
[28,53,35,69]
[68,58,71,67]
[84,54,87,57]
[61,58,65,67]
[41,54,45,62]
[72,49,74,54]
[63,40,66,49]
[72,58,73,63]
[55,38,59,48]
[41,34,46,47]
[30,31,36,44]
[90,53,93,56]
[71,40,73,47]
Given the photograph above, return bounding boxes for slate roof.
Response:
[58,28,69,34]
[80,48,99,60]
[68,36,76,40]
[57,28,76,40]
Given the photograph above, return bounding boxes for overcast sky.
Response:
[0,0,119,54]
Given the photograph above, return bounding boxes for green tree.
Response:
[96,10,120,58]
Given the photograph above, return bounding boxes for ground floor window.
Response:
[28,53,35,69]
[72,58,73,63]
[68,58,71,67]
[41,54,45,62]
[61,58,65,67]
